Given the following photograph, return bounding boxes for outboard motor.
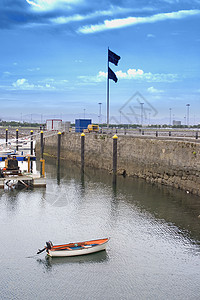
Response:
[46,241,53,250]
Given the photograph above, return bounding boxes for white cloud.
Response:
[79,68,178,83]
[147,86,164,93]
[26,0,41,8]
[12,78,55,90]
[147,33,155,38]
[11,78,69,91]
[26,0,81,11]
[12,78,34,89]
[51,7,143,25]
[78,9,200,34]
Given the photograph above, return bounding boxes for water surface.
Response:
[0,158,200,300]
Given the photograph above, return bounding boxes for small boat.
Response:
[37,238,109,257]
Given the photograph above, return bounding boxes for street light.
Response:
[98,102,102,124]
[140,103,144,126]
[83,108,86,119]
[186,104,190,126]
[169,108,172,126]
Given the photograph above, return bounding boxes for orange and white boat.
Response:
[37,238,109,257]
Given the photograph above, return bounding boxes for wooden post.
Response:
[57,132,61,166]
[40,159,45,177]
[40,131,44,159]
[113,134,118,184]
[81,133,85,174]
[40,131,44,177]
[156,131,158,137]
[27,155,31,173]
[16,129,18,151]
[30,130,33,173]
[196,131,198,139]
[6,129,8,146]
[169,131,171,137]
[30,130,33,155]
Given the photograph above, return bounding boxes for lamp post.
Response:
[186,104,190,127]
[120,110,122,124]
[98,102,102,124]
[169,108,172,126]
[83,108,86,119]
[140,103,144,126]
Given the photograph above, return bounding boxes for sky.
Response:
[0,0,200,124]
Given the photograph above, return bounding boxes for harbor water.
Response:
[0,158,200,299]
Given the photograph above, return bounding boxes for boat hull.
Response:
[47,238,109,257]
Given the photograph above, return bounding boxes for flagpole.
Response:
[107,47,109,128]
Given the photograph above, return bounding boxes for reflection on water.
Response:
[37,250,109,272]
[0,157,199,300]
[44,157,200,245]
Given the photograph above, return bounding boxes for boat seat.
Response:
[70,246,82,250]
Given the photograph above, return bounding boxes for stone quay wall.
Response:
[37,132,200,196]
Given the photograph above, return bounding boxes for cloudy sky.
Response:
[1,0,200,124]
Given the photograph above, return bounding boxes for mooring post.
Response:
[196,131,198,140]
[40,159,45,177]
[40,131,44,158]
[27,155,31,173]
[40,131,44,177]
[169,131,171,137]
[113,134,118,184]
[156,131,158,137]
[57,131,61,166]
[81,133,85,174]
[16,129,19,151]
[30,130,33,155]
[30,130,33,172]
[6,129,8,146]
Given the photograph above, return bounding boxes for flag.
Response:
[108,67,118,83]
[108,49,121,66]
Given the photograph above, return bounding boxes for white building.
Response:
[46,119,62,131]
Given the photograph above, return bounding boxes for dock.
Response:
[0,152,46,189]
[0,154,36,162]
[0,173,46,189]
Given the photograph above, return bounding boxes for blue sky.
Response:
[0,0,200,124]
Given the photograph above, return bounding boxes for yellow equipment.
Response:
[84,124,99,133]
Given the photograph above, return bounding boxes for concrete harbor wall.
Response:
[37,132,200,196]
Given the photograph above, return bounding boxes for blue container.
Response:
[75,119,92,132]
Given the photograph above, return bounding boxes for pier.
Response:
[0,174,46,189]
[0,128,47,189]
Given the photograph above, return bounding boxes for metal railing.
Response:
[69,127,200,140]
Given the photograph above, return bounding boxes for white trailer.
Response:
[46,119,62,131]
